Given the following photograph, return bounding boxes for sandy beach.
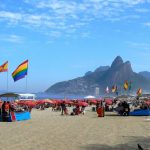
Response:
[0,108,150,150]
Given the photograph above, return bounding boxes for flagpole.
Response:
[26,76,28,93]
[7,71,8,92]
[26,59,28,93]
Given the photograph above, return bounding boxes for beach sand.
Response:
[0,108,150,150]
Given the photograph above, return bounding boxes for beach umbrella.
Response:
[145,100,150,105]
[105,99,113,105]
[55,100,62,104]
[63,100,74,105]
[76,102,88,107]
[88,99,98,105]
[50,100,57,104]
[18,100,37,107]
[37,99,54,105]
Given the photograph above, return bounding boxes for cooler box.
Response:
[15,111,31,121]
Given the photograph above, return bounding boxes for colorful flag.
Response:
[112,85,117,93]
[0,61,8,72]
[106,86,109,93]
[124,80,129,90]
[137,88,142,96]
[128,81,132,91]
[12,60,28,82]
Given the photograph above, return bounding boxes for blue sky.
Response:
[0,0,150,93]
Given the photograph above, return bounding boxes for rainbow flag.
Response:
[12,60,28,82]
[0,61,8,72]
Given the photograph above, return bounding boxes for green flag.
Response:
[128,81,132,91]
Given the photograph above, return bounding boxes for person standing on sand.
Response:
[2,101,6,121]
[81,106,85,115]
[61,101,66,115]
[2,101,10,122]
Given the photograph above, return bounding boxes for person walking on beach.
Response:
[81,106,85,115]
[61,101,66,115]
[2,101,6,121]
[96,102,100,111]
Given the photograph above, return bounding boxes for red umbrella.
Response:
[77,102,88,107]
[145,100,150,105]
[105,99,113,105]
[37,99,54,104]
[18,100,37,107]
[88,99,98,105]
[62,100,74,105]
[55,100,62,104]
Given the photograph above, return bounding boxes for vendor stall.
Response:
[0,93,31,122]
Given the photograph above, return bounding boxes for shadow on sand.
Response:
[82,136,150,150]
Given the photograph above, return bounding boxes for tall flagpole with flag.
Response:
[26,76,28,93]
[106,86,109,94]
[26,60,28,93]
[123,80,129,95]
[0,61,8,91]
[6,61,9,92]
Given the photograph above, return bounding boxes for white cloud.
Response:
[135,8,150,13]
[0,35,23,43]
[144,22,150,26]
[126,41,150,50]
[0,11,22,23]
[0,0,150,38]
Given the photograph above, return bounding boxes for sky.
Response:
[0,0,150,93]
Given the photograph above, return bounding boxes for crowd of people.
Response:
[0,101,32,122]
[0,101,15,122]
[1,97,149,122]
[51,101,86,116]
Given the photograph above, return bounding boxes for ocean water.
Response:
[36,92,86,99]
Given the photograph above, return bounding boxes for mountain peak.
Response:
[111,56,123,68]
[94,66,110,72]
[123,61,133,74]
[46,56,150,95]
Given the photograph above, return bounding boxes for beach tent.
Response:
[0,93,19,98]
[84,95,96,99]
[0,93,19,101]
[0,93,31,121]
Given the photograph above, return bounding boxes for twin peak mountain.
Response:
[46,56,150,95]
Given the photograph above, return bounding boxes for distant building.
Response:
[95,87,100,96]
[18,93,36,100]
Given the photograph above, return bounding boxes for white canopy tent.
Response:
[84,95,96,99]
